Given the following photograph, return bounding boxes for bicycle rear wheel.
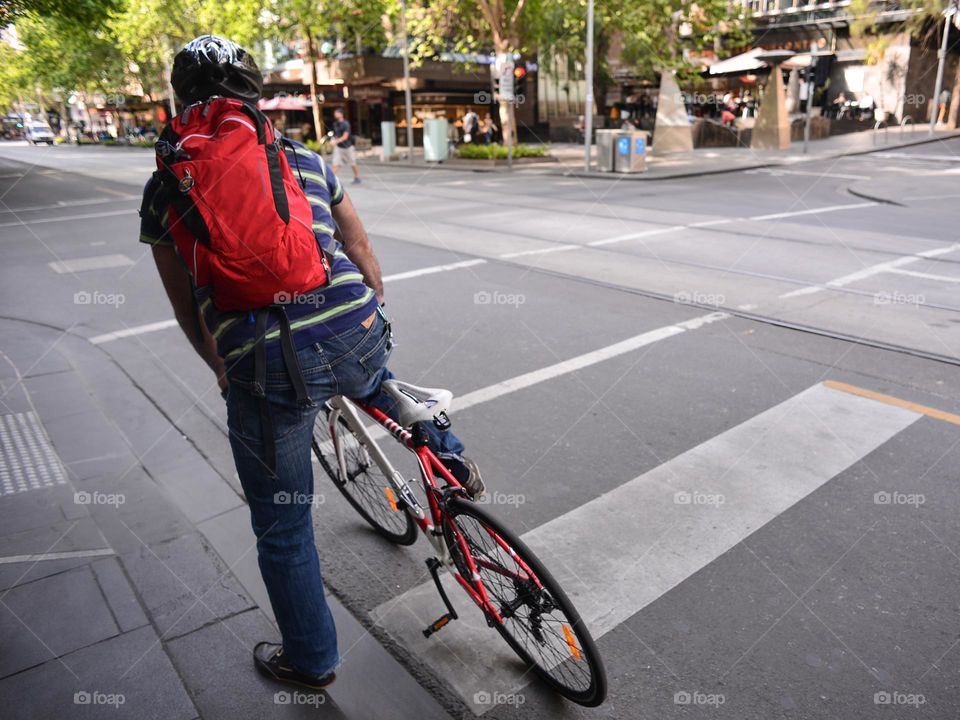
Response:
[442,496,606,707]
[312,411,417,546]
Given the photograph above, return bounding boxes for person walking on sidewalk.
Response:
[139,35,483,694]
[330,108,360,184]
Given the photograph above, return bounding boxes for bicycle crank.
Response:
[422,557,458,638]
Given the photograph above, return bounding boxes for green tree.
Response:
[0,0,120,26]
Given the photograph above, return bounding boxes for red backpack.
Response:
[154,97,329,311]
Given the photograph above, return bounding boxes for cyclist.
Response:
[139,35,483,693]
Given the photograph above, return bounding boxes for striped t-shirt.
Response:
[139,139,378,369]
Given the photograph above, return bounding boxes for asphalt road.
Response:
[1,138,959,719]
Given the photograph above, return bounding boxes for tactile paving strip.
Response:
[0,411,68,496]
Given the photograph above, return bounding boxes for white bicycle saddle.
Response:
[381,379,453,428]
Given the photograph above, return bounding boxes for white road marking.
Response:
[382,258,487,282]
[88,259,489,345]
[371,382,920,714]
[498,245,580,258]
[89,319,180,345]
[886,267,960,283]
[779,242,960,298]
[48,253,134,274]
[0,195,139,215]
[588,225,685,247]
[362,311,729,443]
[0,548,115,565]
[1,208,134,228]
[750,201,877,221]
[454,311,728,413]
[687,218,737,228]
[746,168,870,180]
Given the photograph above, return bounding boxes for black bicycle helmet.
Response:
[171,35,263,105]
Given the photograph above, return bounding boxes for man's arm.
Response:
[151,245,227,391]
[332,193,384,305]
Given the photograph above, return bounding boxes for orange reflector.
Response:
[385,487,399,513]
[562,624,581,660]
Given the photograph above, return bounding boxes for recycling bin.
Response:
[595,129,619,172]
[423,118,449,162]
[615,131,647,173]
[381,121,397,161]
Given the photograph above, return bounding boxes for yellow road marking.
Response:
[823,380,960,427]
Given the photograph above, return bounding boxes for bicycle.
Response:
[311,379,607,707]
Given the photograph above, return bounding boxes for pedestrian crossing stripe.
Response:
[371,381,922,715]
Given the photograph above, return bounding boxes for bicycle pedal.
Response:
[423,612,456,638]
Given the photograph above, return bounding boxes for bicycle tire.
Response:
[442,496,607,707]
[312,413,418,546]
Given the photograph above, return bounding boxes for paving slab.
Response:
[120,531,254,640]
[0,565,119,677]
[0,624,197,720]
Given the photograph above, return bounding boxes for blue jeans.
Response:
[226,313,462,675]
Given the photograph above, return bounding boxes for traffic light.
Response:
[513,65,528,103]
[814,54,833,87]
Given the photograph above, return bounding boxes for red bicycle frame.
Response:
[348,400,543,622]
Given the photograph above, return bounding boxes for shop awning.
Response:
[708,49,766,76]
[258,95,315,111]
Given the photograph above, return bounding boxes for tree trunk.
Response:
[305,29,324,141]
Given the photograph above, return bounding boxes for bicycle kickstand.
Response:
[422,557,458,638]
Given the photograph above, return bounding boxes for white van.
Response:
[25,123,55,145]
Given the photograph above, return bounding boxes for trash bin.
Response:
[614,130,647,173]
[423,118,449,162]
[380,121,397,161]
[595,129,619,172]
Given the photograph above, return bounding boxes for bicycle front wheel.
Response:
[312,411,417,546]
[442,496,607,707]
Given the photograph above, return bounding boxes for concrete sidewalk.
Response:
[0,318,450,720]
[364,127,960,180]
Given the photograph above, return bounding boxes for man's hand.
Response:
[332,193,384,304]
